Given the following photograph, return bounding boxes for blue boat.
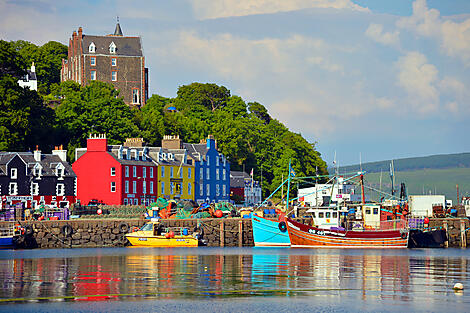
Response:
[0,224,24,249]
[252,215,290,247]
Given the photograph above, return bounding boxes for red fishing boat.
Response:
[285,218,409,248]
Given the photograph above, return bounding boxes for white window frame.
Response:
[179,168,183,178]
[170,182,174,195]
[170,167,174,178]
[56,183,65,196]
[133,166,137,177]
[125,166,129,177]
[207,156,210,166]
[161,166,165,177]
[206,184,210,196]
[206,168,210,180]
[188,167,192,179]
[31,182,39,196]
[11,168,17,179]
[188,183,192,195]
[223,185,226,197]
[111,167,116,176]
[133,181,137,193]
[125,181,129,193]
[150,181,154,194]
[216,156,219,166]
[161,182,165,195]
[200,168,203,180]
[109,42,116,54]
[150,167,154,178]
[132,89,140,104]
[124,198,128,205]
[33,164,42,178]
[223,169,226,180]
[216,184,220,196]
[91,70,96,80]
[89,42,96,53]
[216,169,219,180]
[111,70,117,81]
[143,167,146,178]
[90,56,96,66]
[111,57,117,66]
[111,182,116,193]
[142,181,146,194]
[134,199,138,205]
[9,182,18,195]
[199,184,203,196]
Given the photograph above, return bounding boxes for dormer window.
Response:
[89,42,96,53]
[33,163,42,178]
[109,42,116,54]
[55,163,65,179]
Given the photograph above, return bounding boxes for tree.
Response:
[0,40,26,78]
[176,83,230,112]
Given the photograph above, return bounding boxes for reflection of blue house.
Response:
[184,135,230,204]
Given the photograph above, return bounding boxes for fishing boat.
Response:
[126,221,201,247]
[252,215,290,247]
[285,218,408,248]
[0,224,25,249]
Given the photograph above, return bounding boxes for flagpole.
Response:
[286,159,291,211]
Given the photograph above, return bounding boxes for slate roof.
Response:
[81,35,142,56]
[106,145,191,167]
[230,171,251,188]
[0,152,75,177]
[183,143,207,161]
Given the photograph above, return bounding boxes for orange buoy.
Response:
[165,232,171,239]
[97,208,102,215]
[215,210,223,218]
[169,231,175,238]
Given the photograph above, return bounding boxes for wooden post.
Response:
[460,219,466,248]
[238,219,243,247]
[220,221,224,247]
[443,220,449,248]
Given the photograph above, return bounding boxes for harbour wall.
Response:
[1,217,468,248]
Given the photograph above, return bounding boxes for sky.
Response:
[1,0,470,166]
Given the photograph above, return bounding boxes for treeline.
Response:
[338,153,470,174]
[0,39,328,195]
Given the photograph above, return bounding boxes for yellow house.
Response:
[157,163,195,200]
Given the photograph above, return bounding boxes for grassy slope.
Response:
[362,167,470,203]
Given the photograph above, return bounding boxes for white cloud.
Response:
[189,0,369,20]
[397,0,470,65]
[365,23,400,47]
[395,51,439,113]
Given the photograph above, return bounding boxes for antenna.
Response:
[359,152,362,173]
[117,16,119,23]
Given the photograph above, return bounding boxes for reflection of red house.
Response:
[73,267,121,301]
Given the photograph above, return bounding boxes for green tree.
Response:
[0,40,26,78]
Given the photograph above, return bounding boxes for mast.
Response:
[286,160,291,211]
[360,174,365,205]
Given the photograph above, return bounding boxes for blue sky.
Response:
[1,0,469,166]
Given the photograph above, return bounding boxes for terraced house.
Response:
[61,21,148,106]
[73,136,195,206]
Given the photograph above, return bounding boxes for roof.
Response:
[114,22,123,36]
[107,145,191,167]
[183,143,208,161]
[230,171,251,188]
[27,69,36,81]
[81,35,143,56]
[0,152,75,177]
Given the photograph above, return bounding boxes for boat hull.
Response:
[287,218,408,248]
[0,237,15,248]
[252,216,290,247]
[126,232,198,247]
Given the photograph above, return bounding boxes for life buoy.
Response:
[278,221,287,233]
[119,222,129,233]
[401,232,407,239]
[61,224,73,237]
[24,225,34,236]
[131,226,140,233]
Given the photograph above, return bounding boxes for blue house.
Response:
[183,135,230,204]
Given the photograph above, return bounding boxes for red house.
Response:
[73,135,158,206]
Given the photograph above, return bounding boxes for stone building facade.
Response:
[61,23,148,106]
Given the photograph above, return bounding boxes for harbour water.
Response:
[0,247,469,312]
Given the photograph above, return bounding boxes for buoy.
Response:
[215,210,223,218]
[97,208,102,215]
[424,217,429,224]
[182,228,188,236]
[453,283,464,290]
[169,231,175,238]
[165,232,171,239]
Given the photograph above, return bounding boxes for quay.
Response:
[0,217,468,249]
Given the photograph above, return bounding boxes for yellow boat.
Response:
[125,221,200,247]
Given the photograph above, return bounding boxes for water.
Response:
[0,247,469,312]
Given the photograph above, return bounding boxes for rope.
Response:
[33,222,72,248]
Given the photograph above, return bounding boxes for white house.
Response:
[17,62,37,91]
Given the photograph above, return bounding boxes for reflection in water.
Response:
[0,248,469,308]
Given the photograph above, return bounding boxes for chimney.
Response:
[33,145,41,162]
[72,31,77,39]
[162,135,182,149]
[52,145,67,162]
[206,135,216,150]
[87,133,108,152]
[30,62,35,73]
[124,138,144,147]
[78,27,83,38]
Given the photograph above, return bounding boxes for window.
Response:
[10,168,17,179]
[91,70,96,80]
[31,183,39,196]
[373,208,379,215]
[207,156,210,166]
[200,168,203,180]
[161,166,165,177]
[111,71,117,81]
[188,183,192,195]
[150,181,154,194]
[223,169,226,180]
[9,183,18,195]
[326,212,331,218]
[125,166,129,177]
[179,168,183,178]
[133,181,136,193]
[216,156,219,166]
[170,182,174,194]
[33,165,42,177]
[133,166,137,177]
[150,167,154,178]
[366,209,371,215]
[223,158,226,166]
[134,199,138,205]
[206,184,210,196]
[142,181,146,194]
[56,183,65,196]
[56,165,65,178]
[222,185,226,197]
[311,212,316,218]
[109,42,116,54]
[206,168,210,180]
[170,167,174,178]
[161,182,165,195]
[89,42,96,53]
[111,182,116,192]
[319,212,324,218]
[125,181,129,193]
[111,167,116,176]
[124,198,128,205]
[143,167,146,178]
[132,89,140,104]
[333,212,338,218]
[199,184,203,196]
[216,184,220,196]
[90,57,96,66]
[188,168,192,178]
[216,169,219,180]
[111,57,117,66]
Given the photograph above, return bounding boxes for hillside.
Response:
[336,152,470,174]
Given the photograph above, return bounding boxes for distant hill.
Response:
[333,152,470,203]
[334,152,470,174]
